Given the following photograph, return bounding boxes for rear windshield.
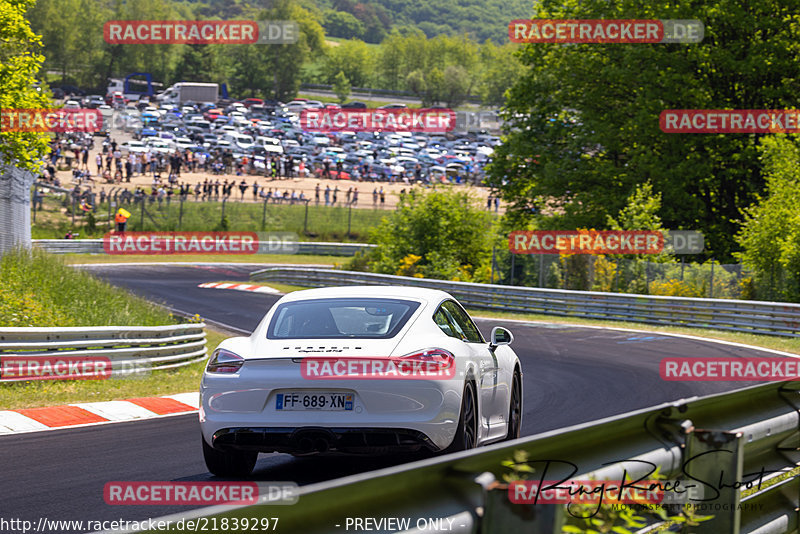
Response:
[267,298,420,339]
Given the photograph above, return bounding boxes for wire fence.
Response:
[491,252,771,300]
[32,185,392,242]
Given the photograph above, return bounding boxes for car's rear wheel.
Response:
[202,436,258,477]
[504,369,522,441]
[443,381,478,453]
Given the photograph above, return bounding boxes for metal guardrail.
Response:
[32,239,374,257]
[0,323,207,378]
[120,380,800,534]
[250,267,800,338]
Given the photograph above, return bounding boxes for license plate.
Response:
[276,392,353,411]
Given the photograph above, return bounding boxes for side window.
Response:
[442,301,484,343]
[433,308,458,339]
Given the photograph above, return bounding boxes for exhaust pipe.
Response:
[297,437,313,453]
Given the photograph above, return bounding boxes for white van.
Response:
[223,132,255,150]
[255,136,284,154]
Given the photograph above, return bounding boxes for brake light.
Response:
[206,349,244,373]
[397,348,455,374]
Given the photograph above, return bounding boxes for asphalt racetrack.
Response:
[0,263,777,532]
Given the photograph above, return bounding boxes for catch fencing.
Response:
[251,267,800,338]
[0,159,36,257]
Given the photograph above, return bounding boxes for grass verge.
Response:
[0,249,237,409]
[0,248,178,327]
[32,196,388,242]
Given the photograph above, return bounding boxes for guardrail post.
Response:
[684,429,744,533]
[490,246,496,284]
[539,255,546,288]
[710,260,715,298]
[478,474,563,534]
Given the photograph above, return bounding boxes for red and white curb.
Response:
[0,392,199,435]
[198,282,280,294]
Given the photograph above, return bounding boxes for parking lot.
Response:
[43,94,503,211]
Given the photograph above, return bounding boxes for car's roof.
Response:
[278,285,452,306]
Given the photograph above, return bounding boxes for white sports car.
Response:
[200,286,522,477]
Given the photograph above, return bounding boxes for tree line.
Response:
[27,0,522,106]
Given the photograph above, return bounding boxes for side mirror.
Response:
[489,326,513,349]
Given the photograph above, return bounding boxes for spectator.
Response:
[332,186,339,206]
[379,187,385,208]
[96,153,103,175]
[324,185,331,206]
[352,188,359,206]
[372,187,378,208]
[315,183,320,205]
[239,179,248,200]
[494,196,499,212]
[252,180,259,200]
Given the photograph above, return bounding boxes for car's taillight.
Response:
[397,348,455,371]
[206,349,244,373]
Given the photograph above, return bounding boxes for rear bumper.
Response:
[211,426,439,456]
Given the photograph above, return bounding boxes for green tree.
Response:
[0,0,50,169]
[322,9,364,40]
[606,182,665,233]
[363,190,496,282]
[478,40,524,105]
[441,64,471,107]
[322,39,373,87]
[488,0,800,261]
[333,70,350,103]
[263,0,324,101]
[735,136,800,301]
[224,0,324,101]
